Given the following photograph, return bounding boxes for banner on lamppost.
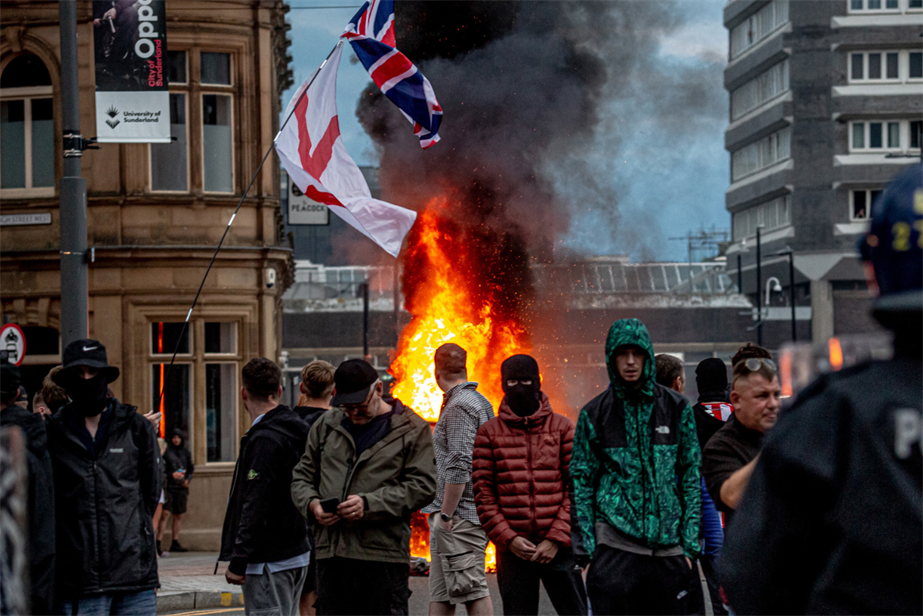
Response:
[93,0,170,143]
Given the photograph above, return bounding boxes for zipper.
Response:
[93,460,101,589]
[525,417,536,538]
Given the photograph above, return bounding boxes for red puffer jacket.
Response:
[472,393,574,551]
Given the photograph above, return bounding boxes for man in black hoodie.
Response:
[48,339,161,615]
[1,358,55,615]
[161,428,194,554]
[219,358,311,616]
[722,164,923,614]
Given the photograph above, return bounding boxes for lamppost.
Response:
[756,225,763,346]
[776,248,797,342]
[765,277,782,305]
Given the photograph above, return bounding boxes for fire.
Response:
[390,201,531,421]
[395,198,530,572]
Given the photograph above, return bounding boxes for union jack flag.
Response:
[342,0,442,149]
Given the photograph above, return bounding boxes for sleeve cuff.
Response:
[444,470,470,485]
[228,558,247,576]
[362,495,369,511]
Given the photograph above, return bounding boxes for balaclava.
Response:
[66,372,109,417]
[695,358,728,398]
[501,354,541,417]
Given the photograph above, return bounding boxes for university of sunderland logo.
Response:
[105,106,120,129]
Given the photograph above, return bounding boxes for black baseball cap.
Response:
[54,339,120,384]
[331,359,379,406]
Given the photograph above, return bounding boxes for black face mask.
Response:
[504,383,541,417]
[67,375,109,416]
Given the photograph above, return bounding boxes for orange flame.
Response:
[390,202,531,421]
[396,198,527,572]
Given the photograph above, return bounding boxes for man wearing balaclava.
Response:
[47,339,162,614]
[472,355,588,615]
[570,319,701,615]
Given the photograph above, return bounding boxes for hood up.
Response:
[604,318,655,398]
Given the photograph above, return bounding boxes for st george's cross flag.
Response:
[274,44,416,257]
[342,0,442,149]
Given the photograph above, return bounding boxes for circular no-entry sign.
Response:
[0,324,26,366]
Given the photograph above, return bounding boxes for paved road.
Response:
[162,575,555,614]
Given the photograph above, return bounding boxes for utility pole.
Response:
[58,1,96,346]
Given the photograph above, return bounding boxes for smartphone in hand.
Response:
[319,497,340,514]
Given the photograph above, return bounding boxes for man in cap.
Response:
[291,359,436,615]
[721,164,923,614]
[47,339,162,614]
[570,318,701,615]
[218,358,311,616]
[1,357,55,614]
[424,343,495,616]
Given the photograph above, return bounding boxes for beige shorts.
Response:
[428,513,491,605]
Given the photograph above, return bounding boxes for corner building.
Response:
[0,0,294,549]
[723,0,922,341]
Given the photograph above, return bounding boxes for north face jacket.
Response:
[472,393,574,550]
[219,405,311,575]
[290,398,436,564]
[570,318,701,562]
[46,399,162,598]
[1,405,55,613]
[721,295,922,615]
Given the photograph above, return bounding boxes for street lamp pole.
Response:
[756,226,763,346]
[789,251,796,341]
[58,0,90,347]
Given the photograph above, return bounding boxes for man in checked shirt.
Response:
[424,343,496,616]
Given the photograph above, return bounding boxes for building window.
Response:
[850,189,883,220]
[729,0,789,60]
[849,50,921,82]
[149,319,240,462]
[150,93,188,191]
[849,0,920,10]
[149,49,235,194]
[731,127,791,181]
[168,50,187,84]
[850,120,921,152]
[202,94,233,192]
[0,54,54,197]
[731,60,789,120]
[732,195,791,240]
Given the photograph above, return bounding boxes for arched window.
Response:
[1,54,54,196]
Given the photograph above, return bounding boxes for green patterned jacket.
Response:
[570,318,702,560]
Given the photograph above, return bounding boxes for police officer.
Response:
[720,164,923,614]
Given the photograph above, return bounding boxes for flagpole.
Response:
[154,40,344,414]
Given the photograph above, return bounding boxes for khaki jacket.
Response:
[291,399,437,563]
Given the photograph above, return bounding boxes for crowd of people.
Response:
[0,167,920,616]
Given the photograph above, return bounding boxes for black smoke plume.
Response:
[351,1,724,264]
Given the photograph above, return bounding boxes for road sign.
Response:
[0,324,26,366]
[288,178,330,225]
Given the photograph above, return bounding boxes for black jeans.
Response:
[315,557,410,615]
[496,548,588,616]
[585,546,693,615]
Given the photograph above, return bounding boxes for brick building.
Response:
[1,0,294,549]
